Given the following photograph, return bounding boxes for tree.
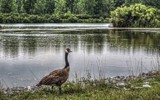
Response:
[70,0,86,14]
[83,0,96,15]
[0,0,13,13]
[71,0,78,14]
[102,0,115,16]
[16,0,23,13]
[65,0,74,13]
[45,0,55,14]
[110,4,160,27]
[125,0,138,6]
[23,0,37,14]
[93,0,103,15]
[113,0,125,7]
[93,0,115,16]
[81,0,114,16]
[34,0,46,14]
[54,0,66,14]
[142,0,160,9]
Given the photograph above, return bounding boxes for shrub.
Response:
[67,16,78,23]
[110,4,160,27]
[49,15,62,23]
[76,14,92,19]
[0,13,107,23]
[23,17,31,23]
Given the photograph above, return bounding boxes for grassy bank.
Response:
[1,71,160,100]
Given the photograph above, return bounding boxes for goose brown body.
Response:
[36,48,72,93]
[37,67,70,86]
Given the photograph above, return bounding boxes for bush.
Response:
[76,14,92,19]
[49,15,62,23]
[0,14,3,23]
[0,13,107,23]
[23,17,31,23]
[67,16,78,23]
[110,4,160,27]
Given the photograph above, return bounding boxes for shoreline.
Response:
[1,70,159,94]
[1,28,160,33]
[1,70,160,99]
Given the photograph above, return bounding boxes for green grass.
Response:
[1,73,160,100]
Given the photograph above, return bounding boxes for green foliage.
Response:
[0,0,116,16]
[110,4,160,27]
[114,0,125,7]
[0,13,107,23]
[16,0,23,13]
[142,0,160,9]
[94,0,112,15]
[81,0,114,16]
[0,0,13,13]
[65,0,74,13]
[54,0,66,14]
[0,0,160,25]
[83,0,96,15]
[34,0,46,14]
[124,0,141,6]
[23,0,37,14]
[45,0,55,14]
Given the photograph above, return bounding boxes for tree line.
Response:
[0,0,160,27]
[0,0,114,16]
[0,0,158,15]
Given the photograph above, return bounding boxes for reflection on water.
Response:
[107,30,160,54]
[0,29,160,88]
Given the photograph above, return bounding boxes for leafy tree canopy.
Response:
[110,4,160,27]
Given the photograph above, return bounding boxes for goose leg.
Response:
[51,86,54,93]
[59,86,62,94]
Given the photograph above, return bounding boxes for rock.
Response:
[116,82,126,87]
[11,87,25,92]
[27,86,31,91]
[133,86,143,89]
[143,84,151,88]
[143,82,151,88]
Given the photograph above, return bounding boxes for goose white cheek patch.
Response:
[65,50,68,53]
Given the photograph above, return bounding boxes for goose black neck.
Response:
[65,52,69,68]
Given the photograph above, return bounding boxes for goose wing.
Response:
[37,69,67,86]
[38,75,62,85]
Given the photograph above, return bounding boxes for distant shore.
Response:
[1,27,160,33]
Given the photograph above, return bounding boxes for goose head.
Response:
[65,48,72,54]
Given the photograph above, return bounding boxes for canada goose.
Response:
[36,48,72,94]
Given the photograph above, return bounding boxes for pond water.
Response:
[0,24,160,88]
